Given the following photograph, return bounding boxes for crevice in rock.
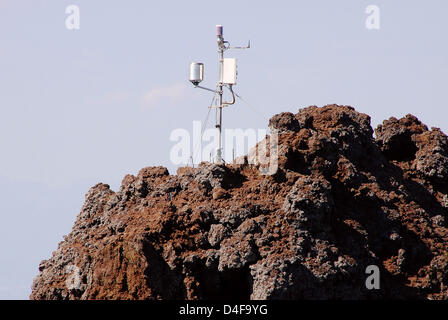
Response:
[142,241,186,299]
[198,265,252,300]
[382,134,418,161]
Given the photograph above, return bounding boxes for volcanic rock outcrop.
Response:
[30,105,448,300]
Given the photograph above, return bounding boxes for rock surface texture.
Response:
[31,105,448,300]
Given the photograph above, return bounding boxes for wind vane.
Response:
[189,25,250,164]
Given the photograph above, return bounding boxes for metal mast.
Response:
[216,25,225,164]
[189,25,249,164]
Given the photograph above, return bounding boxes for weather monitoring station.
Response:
[189,25,250,164]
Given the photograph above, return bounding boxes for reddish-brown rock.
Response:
[30,105,448,300]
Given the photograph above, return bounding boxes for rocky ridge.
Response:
[30,105,448,300]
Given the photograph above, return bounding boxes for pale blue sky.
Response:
[0,0,447,299]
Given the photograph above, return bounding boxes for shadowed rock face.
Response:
[30,105,448,300]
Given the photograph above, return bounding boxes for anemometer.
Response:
[189,25,250,164]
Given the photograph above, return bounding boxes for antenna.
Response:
[189,25,250,164]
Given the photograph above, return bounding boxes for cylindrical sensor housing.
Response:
[216,25,223,38]
[189,62,204,85]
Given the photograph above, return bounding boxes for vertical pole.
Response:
[217,48,223,164]
[216,26,224,164]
